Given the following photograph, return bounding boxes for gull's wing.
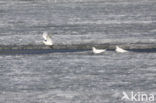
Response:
[42,32,48,40]
[46,36,52,42]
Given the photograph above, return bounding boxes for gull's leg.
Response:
[49,45,53,49]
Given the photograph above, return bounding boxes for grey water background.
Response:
[0,0,156,103]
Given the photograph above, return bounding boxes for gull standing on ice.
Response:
[42,32,53,46]
[115,46,128,53]
[92,47,106,54]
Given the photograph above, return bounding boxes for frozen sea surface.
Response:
[0,52,156,103]
[0,0,156,103]
[0,0,156,45]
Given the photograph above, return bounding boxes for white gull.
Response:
[42,32,53,46]
[92,47,106,54]
[115,46,128,53]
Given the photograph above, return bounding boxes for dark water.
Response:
[1,48,156,55]
[0,49,90,55]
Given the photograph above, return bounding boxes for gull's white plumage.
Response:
[42,32,53,46]
[115,46,128,53]
[92,47,106,54]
